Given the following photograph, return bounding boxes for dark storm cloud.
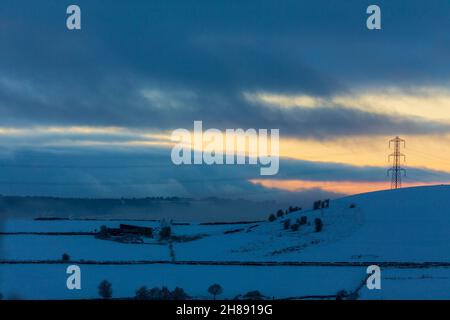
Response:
[2,73,449,138]
[0,148,446,199]
[276,158,450,183]
[1,0,450,137]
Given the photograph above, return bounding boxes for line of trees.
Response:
[268,205,302,222]
[135,285,189,300]
[97,281,265,300]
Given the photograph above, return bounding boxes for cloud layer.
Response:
[1,0,450,203]
[1,1,450,138]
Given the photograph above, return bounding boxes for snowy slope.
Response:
[273,184,450,262]
[2,185,450,262]
[1,185,450,299]
[174,185,450,262]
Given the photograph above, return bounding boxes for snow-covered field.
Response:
[0,264,448,300]
[0,264,363,300]
[1,185,450,299]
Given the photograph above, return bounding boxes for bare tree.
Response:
[208,284,223,300]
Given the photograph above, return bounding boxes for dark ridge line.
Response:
[283,295,337,300]
[1,260,450,268]
[0,232,96,236]
[199,220,264,225]
[34,218,160,222]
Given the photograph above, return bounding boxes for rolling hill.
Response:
[1,185,449,299]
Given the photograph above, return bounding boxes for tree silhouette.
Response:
[208,284,223,300]
[98,280,112,299]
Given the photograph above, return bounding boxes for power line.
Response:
[387,136,406,189]
[407,147,450,165]
[0,163,174,169]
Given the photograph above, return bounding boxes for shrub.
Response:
[208,284,223,300]
[98,280,113,299]
[314,218,323,232]
[313,200,322,210]
[276,209,284,218]
[62,253,70,262]
[336,289,348,300]
[148,287,162,300]
[135,286,150,300]
[243,290,264,300]
[283,219,291,230]
[159,226,172,240]
[171,287,189,300]
[349,203,356,209]
[347,291,360,300]
[141,286,188,300]
[160,286,171,300]
[298,216,307,225]
[290,223,300,231]
[268,214,277,222]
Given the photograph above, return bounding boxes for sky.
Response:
[1,0,450,206]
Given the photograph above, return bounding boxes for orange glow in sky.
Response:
[250,179,447,195]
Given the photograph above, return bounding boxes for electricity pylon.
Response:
[388,136,406,189]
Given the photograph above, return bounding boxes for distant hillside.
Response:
[0,195,281,222]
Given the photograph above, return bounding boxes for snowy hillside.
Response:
[177,184,450,262]
[1,185,450,299]
[228,184,450,262]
